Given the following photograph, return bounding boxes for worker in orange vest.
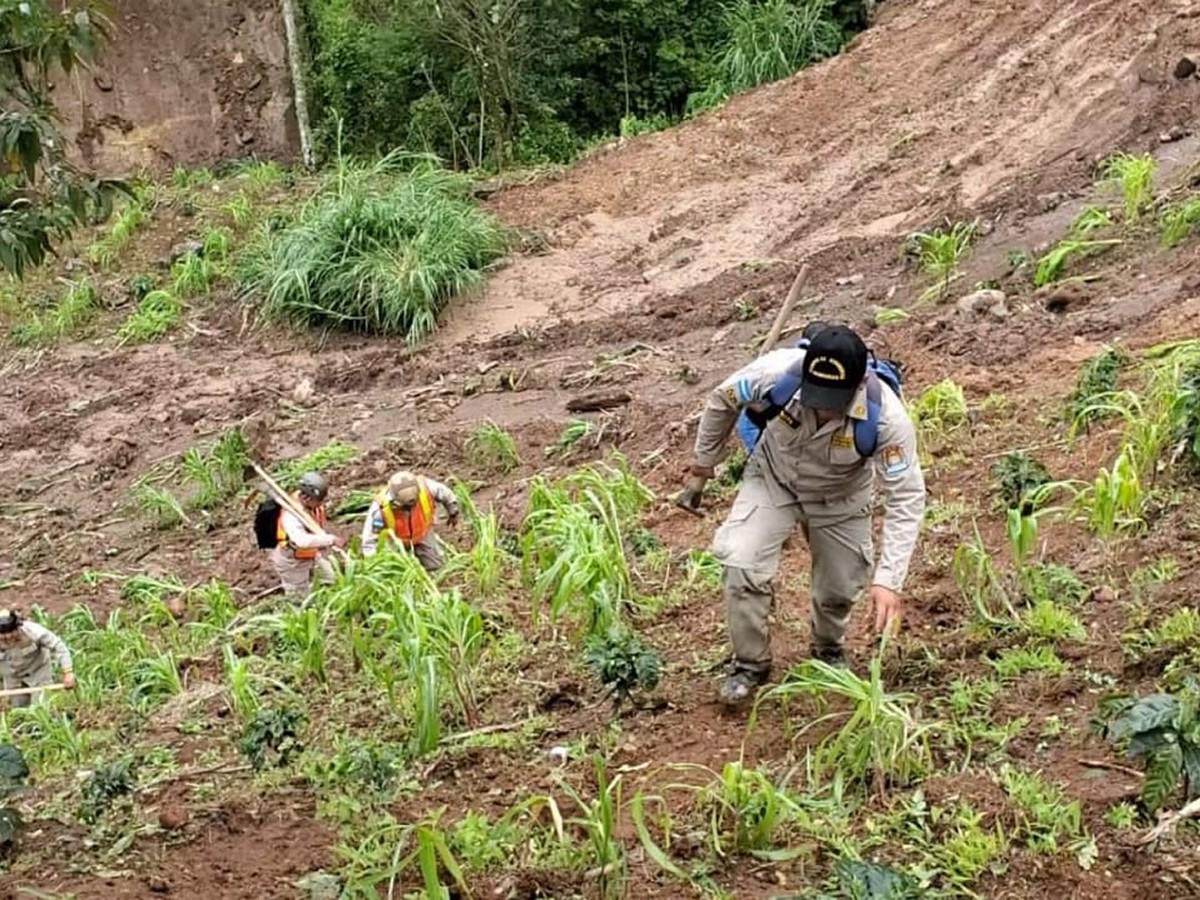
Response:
[361,470,460,571]
[271,472,343,595]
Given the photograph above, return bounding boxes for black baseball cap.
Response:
[799,325,868,410]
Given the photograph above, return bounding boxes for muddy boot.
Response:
[718,665,768,707]
[810,645,847,667]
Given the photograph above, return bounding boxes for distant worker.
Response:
[362,471,460,571]
[268,472,342,595]
[0,609,75,708]
[678,323,925,706]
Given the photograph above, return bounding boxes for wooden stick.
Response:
[1077,758,1144,779]
[759,263,811,357]
[249,461,330,538]
[0,682,66,698]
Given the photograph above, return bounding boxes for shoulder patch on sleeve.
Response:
[721,384,738,407]
[880,444,911,476]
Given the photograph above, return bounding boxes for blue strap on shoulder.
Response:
[852,371,883,457]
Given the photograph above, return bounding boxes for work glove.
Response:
[447,508,461,528]
[675,465,714,514]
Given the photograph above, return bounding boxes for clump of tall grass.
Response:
[694,0,842,107]
[117,289,183,345]
[1100,153,1156,223]
[10,280,98,346]
[240,147,508,341]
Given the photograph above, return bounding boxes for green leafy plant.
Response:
[223,192,254,229]
[953,526,1017,627]
[117,289,183,345]
[763,652,933,790]
[544,418,595,458]
[620,113,672,138]
[79,755,136,823]
[241,152,508,341]
[171,251,215,297]
[1161,195,1200,247]
[202,225,233,262]
[1067,347,1125,425]
[1100,153,1156,223]
[875,307,910,325]
[273,441,358,489]
[584,627,664,713]
[0,744,28,859]
[908,221,977,302]
[131,482,186,529]
[1021,599,1086,643]
[10,279,98,346]
[909,378,969,450]
[87,201,147,269]
[1034,238,1121,286]
[992,451,1052,512]
[1105,801,1138,829]
[1073,444,1144,540]
[465,421,520,473]
[989,645,1065,680]
[997,765,1086,854]
[241,706,306,770]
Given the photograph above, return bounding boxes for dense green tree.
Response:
[0,1,125,276]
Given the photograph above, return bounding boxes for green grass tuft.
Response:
[1100,153,1156,223]
[117,290,183,345]
[241,156,508,341]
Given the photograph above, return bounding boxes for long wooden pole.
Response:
[280,0,315,168]
[0,682,66,698]
[250,462,331,538]
[759,263,811,358]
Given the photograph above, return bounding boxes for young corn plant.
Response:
[131,481,186,529]
[465,420,520,474]
[129,650,185,711]
[1070,205,1114,237]
[222,646,261,723]
[544,419,595,458]
[953,526,1018,628]
[180,427,249,510]
[908,220,977,302]
[1161,195,1200,247]
[466,507,507,594]
[1073,444,1144,540]
[762,651,933,791]
[909,379,968,454]
[1100,152,1157,223]
[4,707,90,771]
[556,757,626,899]
[223,192,254,229]
[87,201,148,269]
[1033,238,1121,287]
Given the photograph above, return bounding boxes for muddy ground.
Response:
[4,0,1200,897]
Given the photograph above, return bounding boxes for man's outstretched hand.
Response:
[675,467,712,515]
[868,584,902,638]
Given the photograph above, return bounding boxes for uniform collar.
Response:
[847,381,870,421]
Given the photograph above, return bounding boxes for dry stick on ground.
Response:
[1077,758,1145,779]
[1141,796,1200,844]
[566,391,633,413]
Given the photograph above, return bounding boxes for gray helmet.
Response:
[297,472,329,502]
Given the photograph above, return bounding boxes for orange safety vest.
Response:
[277,494,327,560]
[378,482,434,546]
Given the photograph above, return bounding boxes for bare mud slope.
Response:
[4,0,1200,897]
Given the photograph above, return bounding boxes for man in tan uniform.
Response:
[361,471,460,571]
[679,324,925,705]
[0,609,75,708]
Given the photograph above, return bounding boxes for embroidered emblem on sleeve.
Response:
[881,445,910,476]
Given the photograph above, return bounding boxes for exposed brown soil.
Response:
[4,0,1200,897]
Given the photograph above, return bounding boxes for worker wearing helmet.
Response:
[361,470,460,571]
[271,471,343,595]
[0,609,74,708]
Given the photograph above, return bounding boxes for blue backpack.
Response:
[736,337,903,457]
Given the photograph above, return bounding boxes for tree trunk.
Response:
[280,0,316,168]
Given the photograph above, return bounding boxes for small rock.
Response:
[93,73,114,92]
[710,325,732,346]
[292,378,315,405]
[166,595,186,620]
[147,876,171,894]
[158,805,190,830]
[1038,281,1093,314]
[835,273,864,286]
[1175,57,1197,79]
[295,872,341,900]
[1091,585,1117,604]
[1160,126,1189,144]
[1036,192,1067,213]
[168,240,204,265]
[547,745,570,765]
[986,297,1009,321]
[955,288,1006,316]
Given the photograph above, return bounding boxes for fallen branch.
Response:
[1077,758,1144,779]
[566,391,632,413]
[1141,796,1200,844]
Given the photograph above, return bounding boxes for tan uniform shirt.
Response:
[0,622,73,680]
[694,348,926,591]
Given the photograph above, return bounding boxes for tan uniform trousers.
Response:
[3,660,54,709]
[270,547,336,596]
[713,474,872,674]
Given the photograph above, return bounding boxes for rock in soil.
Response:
[955,288,1008,321]
[1175,57,1197,79]
[158,805,191,830]
[168,240,204,265]
[147,876,171,894]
